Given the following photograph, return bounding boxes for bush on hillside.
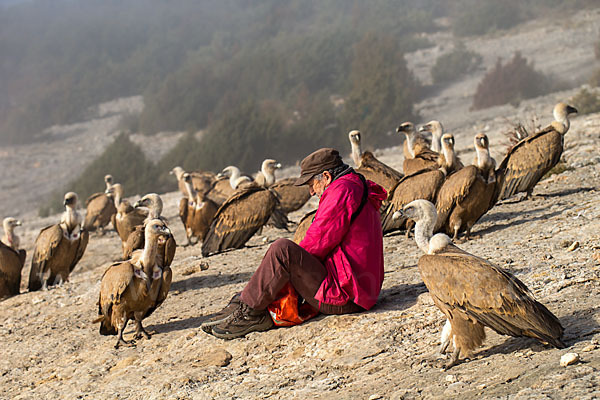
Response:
[431,42,482,85]
[471,52,554,110]
[39,132,160,216]
[570,87,600,115]
[451,0,521,37]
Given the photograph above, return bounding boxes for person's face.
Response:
[308,171,332,197]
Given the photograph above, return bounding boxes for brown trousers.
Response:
[240,238,362,315]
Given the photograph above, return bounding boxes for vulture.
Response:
[28,192,89,291]
[123,193,176,266]
[437,133,464,176]
[94,219,173,348]
[395,199,565,369]
[179,173,218,246]
[419,120,445,153]
[107,183,147,254]
[201,183,282,257]
[293,209,317,244]
[494,102,578,202]
[205,175,236,207]
[348,130,403,194]
[399,122,439,175]
[269,178,311,216]
[254,159,282,188]
[84,174,117,233]
[434,133,496,240]
[0,218,26,299]
[170,166,216,198]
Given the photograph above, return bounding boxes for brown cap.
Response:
[294,148,343,186]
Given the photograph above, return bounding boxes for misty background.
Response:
[0,0,599,216]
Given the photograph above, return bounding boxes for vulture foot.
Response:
[114,338,136,349]
[134,321,152,340]
[443,348,461,370]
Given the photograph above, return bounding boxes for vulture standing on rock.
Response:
[434,133,496,241]
[123,193,176,266]
[95,219,173,348]
[201,182,283,257]
[395,199,565,369]
[84,174,117,233]
[107,183,147,254]
[28,192,89,291]
[0,218,26,299]
[170,166,216,198]
[399,122,440,175]
[494,102,578,202]
[348,130,403,194]
[179,173,218,246]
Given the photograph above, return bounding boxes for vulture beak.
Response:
[392,210,404,221]
[418,124,430,133]
[275,163,282,169]
[567,105,578,115]
[134,199,147,209]
[15,220,22,226]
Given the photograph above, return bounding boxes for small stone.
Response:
[445,374,457,383]
[560,352,580,367]
[581,344,596,352]
[567,241,580,251]
[368,395,383,400]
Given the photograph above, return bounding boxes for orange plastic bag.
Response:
[267,283,319,327]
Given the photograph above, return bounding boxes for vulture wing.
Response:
[270,178,311,214]
[356,151,403,194]
[434,166,478,232]
[493,126,562,203]
[162,235,177,267]
[419,245,565,348]
[28,225,63,291]
[143,266,173,319]
[206,178,235,206]
[70,229,89,273]
[201,187,276,256]
[123,225,144,260]
[381,169,445,233]
[98,261,134,335]
[293,209,317,244]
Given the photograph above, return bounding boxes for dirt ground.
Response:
[1,108,600,400]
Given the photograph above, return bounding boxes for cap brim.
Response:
[294,173,314,186]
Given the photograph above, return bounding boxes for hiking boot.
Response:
[201,293,241,334]
[210,302,274,340]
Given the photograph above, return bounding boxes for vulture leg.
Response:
[134,319,152,340]
[405,220,414,238]
[439,320,452,355]
[115,318,135,349]
[444,347,461,370]
[452,226,460,242]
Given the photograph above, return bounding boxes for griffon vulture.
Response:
[494,102,578,202]
[84,174,117,233]
[170,166,216,198]
[0,218,26,299]
[399,122,440,175]
[28,192,89,291]
[419,120,445,153]
[348,130,403,194]
[123,193,176,267]
[107,183,147,253]
[293,209,317,244]
[254,159,282,188]
[94,219,173,348]
[179,173,218,246]
[395,199,565,369]
[434,133,495,240]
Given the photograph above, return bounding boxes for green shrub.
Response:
[451,0,521,37]
[570,87,600,115]
[431,42,482,85]
[472,52,554,110]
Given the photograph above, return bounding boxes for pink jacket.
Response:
[300,172,387,309]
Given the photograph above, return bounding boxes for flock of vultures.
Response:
[0,102,579,368]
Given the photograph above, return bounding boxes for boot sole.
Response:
[200,313,234,334]
[210,318,274,340]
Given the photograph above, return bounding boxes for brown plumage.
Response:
[397,200,565,369]
[348,130,403,194]
[123,193,177,266]
[170,166,216,198]
[293,209,317,244]
[205,176,237,206]
[179,173,219,246]
[398,122,440,175]
[84,175,117,233]
[107,184,147,254]
[201,184,279,257]
[494,102,578,203]
[380,168,446,235]
[434,133,496,240]
[28,192,89,291]
[269,178,311,215]
[94,219,173,348]
[0,218,26,299]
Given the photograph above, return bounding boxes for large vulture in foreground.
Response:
[84,174,117,233]
[493,102,578,203]
[123,193,176,267]
[95,219,173,348]
[434,133,495,240]
[396,200,565,369]
[0,218,26,299]
[348,130,403,194]
[28,192,89,291]
[201,183,280,257]
[179,173,218,246]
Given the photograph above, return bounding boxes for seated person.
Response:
[203,147,387,339]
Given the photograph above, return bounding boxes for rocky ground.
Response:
[2,7,600,400]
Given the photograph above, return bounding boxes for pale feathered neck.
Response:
[1,222,18,250]
[140,229,159,276]
[475,145,492,170]
[413,212,451,255]
[405,133,416,158]
[184,179,197,203]
[61,204,81,234]
[261,164,276,187]
[350,138,362,167]
[227,167,243,190]
[430,124,444,153]
[553,106,571,134]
